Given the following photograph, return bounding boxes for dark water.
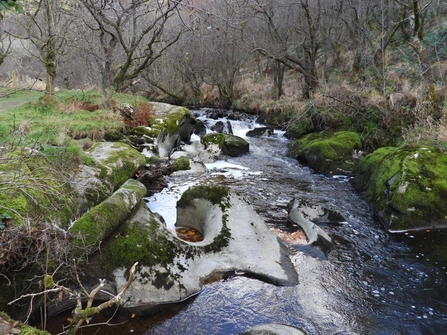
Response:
[46,111,447,335]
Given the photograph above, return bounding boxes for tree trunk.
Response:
[272,60,285,99]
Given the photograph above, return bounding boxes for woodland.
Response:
[0,0,446,151]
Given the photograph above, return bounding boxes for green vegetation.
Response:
[177,185,230,211]
[172,156,191,171]
[69,179,147,254]
[290,131,362,175]
[353,146,447,231]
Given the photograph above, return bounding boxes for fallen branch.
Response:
[65,261,138,335]
[7,262,139,335]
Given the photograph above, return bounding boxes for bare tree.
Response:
[403,1,437,103]
[248,0,322,99]
[0,11,12,66]
[7,0,74,96]
[79,0,184,105]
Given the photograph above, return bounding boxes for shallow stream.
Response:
[47,110,447,335]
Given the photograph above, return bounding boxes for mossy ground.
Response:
[0,150,77,224]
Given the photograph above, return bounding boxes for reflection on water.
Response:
[46,110,447,335]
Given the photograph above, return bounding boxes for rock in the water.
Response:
[98,185,298,315]
[353,145,447,232]
[194,119,207,136]
[211,120,225,133]
[246,127,274,137]
[287,198,338,258]
[240,323,307,335]
[201,133,249,157]
[289,131,362,176]
[179,114,197,143]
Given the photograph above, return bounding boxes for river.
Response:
[47,109,447,335]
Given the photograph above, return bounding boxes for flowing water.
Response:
[47,110,447,335]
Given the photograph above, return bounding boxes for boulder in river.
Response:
[240,323,308,335]
[287,198,341,258]
[201,133,249,157]
[352,145,447,232]
[246,127,274,137]
[94,185,298,315]
[289,131,362,176]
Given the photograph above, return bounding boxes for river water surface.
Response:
[48,110,447,335]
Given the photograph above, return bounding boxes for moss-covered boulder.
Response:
[70,179,147,254]
[151,104,195,157]
[92,185,297,315]
[201,133,250,157]
[72,142,146,212]
[352,146,447,232]
[0,150,77,225]
[289,131,362,175]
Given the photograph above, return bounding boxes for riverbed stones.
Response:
[99,185,298,315]
[353,145,447,232]
[289,131,362,176]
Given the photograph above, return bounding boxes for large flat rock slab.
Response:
[98,185,298,314]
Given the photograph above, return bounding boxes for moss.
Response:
[148,107,191,137]
[128,126,156,137]
[177,185,230,211]
[104,129,125,141]
[87,142,146,191]
[101,210,187,287]
[0,312,50,335]
[354,146,447,231]
[172,156,190,171]
[201,133,249,157]
[201,133,226,148]
[69,180,147,255]
[43,274,55,289]
[290,131,362,175]
[76,306,97,319]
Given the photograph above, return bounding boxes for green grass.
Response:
[0,89,148,168]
